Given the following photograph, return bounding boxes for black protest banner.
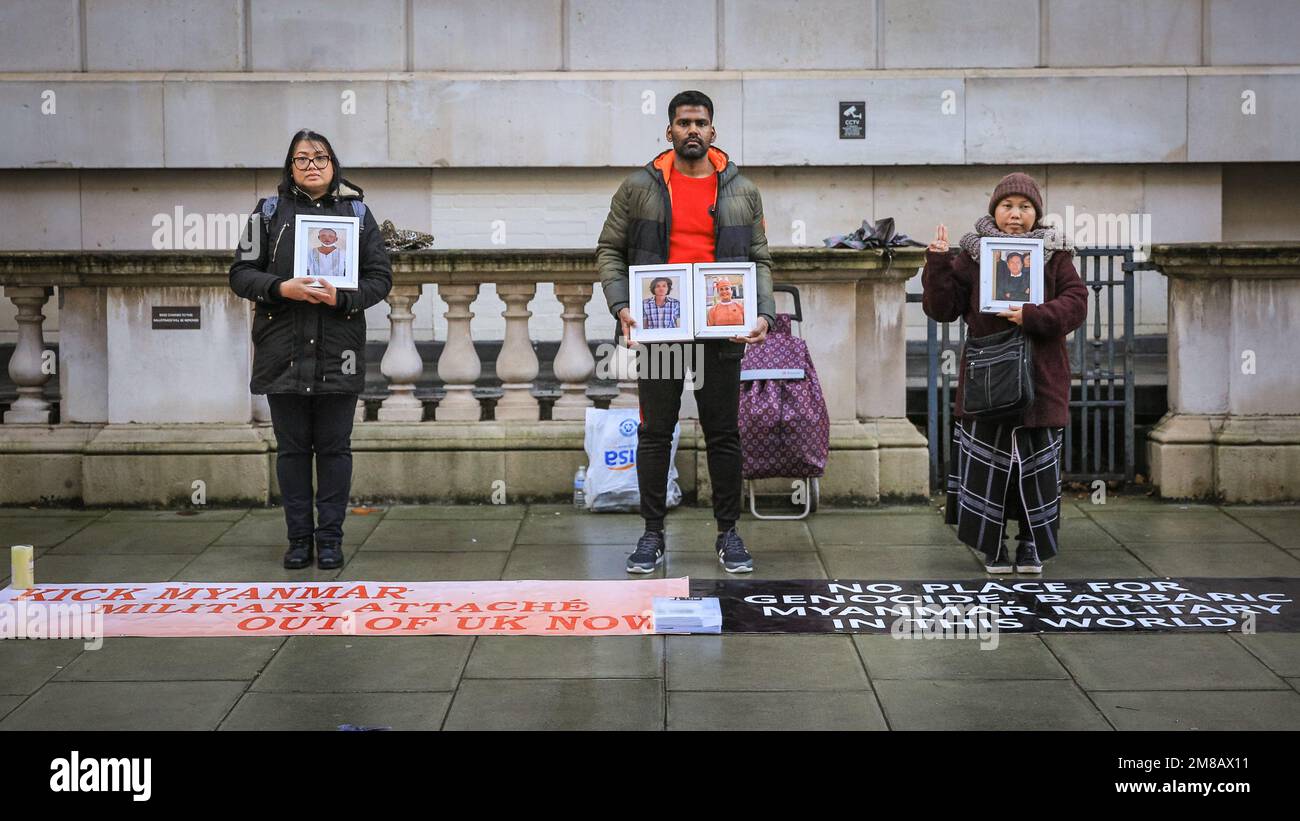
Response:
[687,577,1300,634]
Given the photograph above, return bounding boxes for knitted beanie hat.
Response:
[988,172,1043,221]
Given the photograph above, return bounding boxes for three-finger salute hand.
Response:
[928,224,949,253]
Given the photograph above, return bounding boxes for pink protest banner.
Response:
[0,579,690,637]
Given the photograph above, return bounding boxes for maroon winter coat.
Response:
[921,247,1088,428]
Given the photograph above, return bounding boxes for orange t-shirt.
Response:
[708,300,745,326]
[666,171,717,264]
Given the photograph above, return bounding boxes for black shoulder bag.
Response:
[960,326,1034,418]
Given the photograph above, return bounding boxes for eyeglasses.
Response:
[292,155,332,170]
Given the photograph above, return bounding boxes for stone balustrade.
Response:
[0,247,930,506]
[1148,243,1300,502]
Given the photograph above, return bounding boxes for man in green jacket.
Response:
[596,90,775,574]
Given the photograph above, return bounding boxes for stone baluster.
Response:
[4,286,54,424]
[609,341,640,409]
[550,283,595,421]
[378,285,424,422]
[436,283,482,421]
[494,282,540,420]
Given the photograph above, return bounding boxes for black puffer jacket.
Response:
[229,179,392,395]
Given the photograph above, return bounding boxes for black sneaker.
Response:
[626,531,665,574]
[1014,541,1043,574]
[283,539,313,569]
[716,527,754,574]
[316,540,345,570]
[983,543,1013,574]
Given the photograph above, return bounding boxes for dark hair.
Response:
[280,129,342,195]
[668,90,714,123]
[1005,252,1024,263]
[650,276,673,295]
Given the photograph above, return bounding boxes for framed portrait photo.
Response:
[979,236,1044,314]
[294,215,360,290]
[629,263,693,343]
[693,262,757,339]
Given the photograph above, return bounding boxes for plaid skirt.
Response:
[944,418,1064,559]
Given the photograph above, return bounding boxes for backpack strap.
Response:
[262,195,364,221]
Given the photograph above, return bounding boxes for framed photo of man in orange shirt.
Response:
[694,262,757,339]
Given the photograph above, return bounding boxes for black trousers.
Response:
[267,393,357,543]
[637,341,743,531]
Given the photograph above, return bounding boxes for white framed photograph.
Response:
[979,236,1044,315]
[294,215,360,290]
[693,262,757,339]
[629,263,693,343]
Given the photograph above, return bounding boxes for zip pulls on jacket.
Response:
[652,159,728,258]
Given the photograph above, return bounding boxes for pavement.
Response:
[1,495,1299,731]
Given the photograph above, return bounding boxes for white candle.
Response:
[10,545,34,589]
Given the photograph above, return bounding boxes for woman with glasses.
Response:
[229,129,392,570]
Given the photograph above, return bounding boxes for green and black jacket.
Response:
[596,146,776,332]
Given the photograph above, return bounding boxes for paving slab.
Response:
[1036,548,1156,578]
[818,545,982,579]
[220,691,452,731]
[252,636,472,693]
[1125,542,1300,577]
[48,521,233,554]
[665,518,816,552]
[1095,690,1300,730]
[666,635,868,691]
[213,508,382,546]
[1090,511,1265,544]
[54,637,284,681]
[1043,634,1289,691]
[810,514,963,546]
[1232,634,1300,677]
[854,634,1070,680]
[32,553,195,583]
[666,550,826,580]
[99,509,249,522]
[443,678,663,731]
[0,639,86,694]
[0,680,247,730]
[1219,509,1300,550]
[385,504,525,520]
[337,551,507,581]
[668,691,888,731]
[873,679,1112,730]
[0,515,103,548]
[0,509,107,518]
[502,544,656,580]
[465,636,663,679]
[1054,517,1124,550]
[171,545,353,582]
[360,519,520,552]
[0,695,22,721]
[514,511,648,545]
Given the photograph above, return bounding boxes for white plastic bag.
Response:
[583,407,682,513]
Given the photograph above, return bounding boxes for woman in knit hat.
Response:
[921,172,1088,574]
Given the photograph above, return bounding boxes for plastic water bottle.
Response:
[573,466,587,508]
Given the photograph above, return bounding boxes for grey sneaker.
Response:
[716,527,754,574]
[983,543,1013,574]
[1014,541,1043,574]
[626,530,665,574]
